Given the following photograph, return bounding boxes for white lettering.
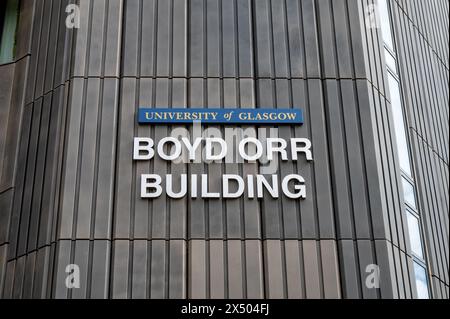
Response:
[141,174,162,198]
[133,138,154,160]
[223,175,245,198]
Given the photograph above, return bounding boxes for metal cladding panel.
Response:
[0,0,448,299]
[389,0,449,298]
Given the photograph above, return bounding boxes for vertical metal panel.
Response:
[87,0,106,77]
[206,80,225,239]
[302,0,320,77]
[0,244,8,298]
[270,0,289,77]
[133,79,152,239]
[221,0,236,77]
[140,0,156,76]
[209,240,225,298]
[346,84,374,246]
[316,0,336,78]
[21,251,36,299]
[114,78,136,239]
[59,79,85,239]
[2,260,15,298]
[76,79,101,239]
[374,240,396,299]
[131,240,148,298]
[104,0,123,77]
[237,0,254,77]
[284,240,304,299]
[38,86,67,247]
[331,0,352,78]
[390,0,449,297]
[151,80,170,239]
[17,99,43,256]
[33,0,52,99]
[320,240,341,299]
[190,0,205,76]
[90,240,110,299]
[223,80,242,239]
[53,240,72,299]
[245,240,264,298]
[7,105,31,259]
[25,0,43,105]
[189,239,207,298]
[111,240,130,298]
[150,240,167,298]
[72,0,91,77]
[324,80,353,239]
[122,0,140,76]
[72,240,90,298]
[308,79,335,238]
[254,0,272,77]
[206,0,220,77]
[1,57,28,191]
[302,240,321,299]
[156,0,171,76]
[169,81,188,239]
[55,0,74,86]
[227,240,244,298]
[173,0,187,77]
[263,240,285,298]
[356,240,377,299]
[93,79,120,239]
[43,0,61,93]
[169,240,186,298]
[0,64,14,186]
[12,255,25,299]
[0,190,13,245]
[338,240,361,299]
[32,246,50,298]
[188,79,206,239]
[276,79,299,239]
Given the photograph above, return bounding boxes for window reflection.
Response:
[388,74,412,176]
[414,263,430,299]
[407,212,424,259]
[378,0,394,50]
[402,178,416,209]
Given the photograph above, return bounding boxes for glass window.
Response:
[0,3,6,36]
[378,0,394,50]
[402,178,416,209]
[0,0,20,64]
[414,263,430,299]
[388,74,412,176]
[407,212,424,259]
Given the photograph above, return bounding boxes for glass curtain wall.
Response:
[377,0,430,299]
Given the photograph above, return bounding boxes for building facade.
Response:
[0,0,448,299]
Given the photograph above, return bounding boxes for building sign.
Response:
[138,108,303,125]
[133,107,312,200]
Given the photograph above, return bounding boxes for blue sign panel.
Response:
[138,108,303,125]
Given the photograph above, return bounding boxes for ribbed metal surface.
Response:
[0,0,448,299]
[392,0,449,298]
